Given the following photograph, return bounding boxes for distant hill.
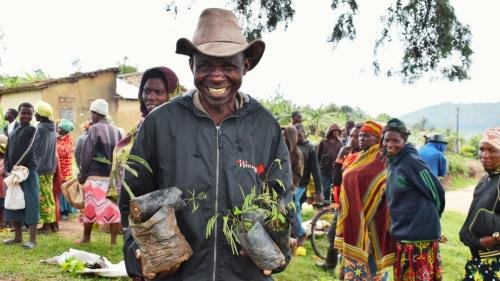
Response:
[399,102,500,136]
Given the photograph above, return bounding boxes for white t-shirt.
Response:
[7,121,16,135]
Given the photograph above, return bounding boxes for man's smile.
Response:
[208,87,227,95]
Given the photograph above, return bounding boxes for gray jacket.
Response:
[34,121,56,175]
[120,91,294,281]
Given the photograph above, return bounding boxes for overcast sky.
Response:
[0,0,498,117]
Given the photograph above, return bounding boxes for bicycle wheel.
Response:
[310,207,336,260]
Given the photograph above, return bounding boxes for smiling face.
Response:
[142,77,169,112]
[479,142,500,171]
[190,52,249,115]
[382,130,406,156]
[19,106,34,125]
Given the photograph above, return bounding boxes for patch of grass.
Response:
[0,211,469,281]
[0,220,126,281]
[448,175,477,190]
[275,211,469,281]
[439,211,470,281]
[302,207,316,222]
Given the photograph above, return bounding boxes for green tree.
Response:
[460,134,481,159]
[332,0,472,83]
[117,56,138,74]
[165,0,471,83]
[259,87,297,126]
[0,69,49,88]
[375,113,392,124]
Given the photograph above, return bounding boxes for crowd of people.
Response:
[0,7,498,281]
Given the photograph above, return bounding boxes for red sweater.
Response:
[56,134,73,180]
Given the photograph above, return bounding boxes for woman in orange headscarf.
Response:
[335,121,394,280]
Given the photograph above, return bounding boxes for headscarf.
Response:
[35,100,53,120]
[360,120,383,141]
[0,134,7,154]
[58,119,75,134]
[480,127,500,150]
[108,67,181,202]
[138,67,181,117]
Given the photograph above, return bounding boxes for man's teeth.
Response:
[208,87,227,95]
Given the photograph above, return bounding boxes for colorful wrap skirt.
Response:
[394,240,442,281]
[462,253,500,281]
[39,174,56,224]
[80,176,120,224]
[340,255,389,281]
[4,170,40,225]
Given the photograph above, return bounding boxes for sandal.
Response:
[3,238,22,245]
[21,241,36,250]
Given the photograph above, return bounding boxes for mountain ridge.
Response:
[399,102,500,136]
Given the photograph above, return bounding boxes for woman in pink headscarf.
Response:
[108,67,181,204]
[459,127,500,281]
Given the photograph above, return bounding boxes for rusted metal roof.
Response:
[0,67,119,95]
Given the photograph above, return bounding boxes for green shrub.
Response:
[447,153,467,177]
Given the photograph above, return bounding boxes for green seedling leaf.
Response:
[93,156,111,165]
[127,154,153,174]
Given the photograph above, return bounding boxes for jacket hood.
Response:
[325,123,341,140]
[138,66,181,117]
[38,120,55,131]
[283,125,299,153]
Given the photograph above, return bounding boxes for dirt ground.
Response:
[444,185,474,215]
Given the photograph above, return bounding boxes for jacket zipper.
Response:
[212,125,222,281]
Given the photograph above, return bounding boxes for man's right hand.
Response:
[337,146,352,160]
[313,193,324,204]
[135,249,156,279]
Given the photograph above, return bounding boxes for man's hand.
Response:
[438,235,448,243]
[313,193,324,204]
[135,249,157,279]
[337,146,352,160]
[239,249,272,276]
[479,235,500,249]
[78,177,86,185]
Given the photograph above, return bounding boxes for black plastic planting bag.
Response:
[237,221,286,271]
[130,205,192,277]
[264,223,291,264]
[129,187,186,223]
[128,187,192,278]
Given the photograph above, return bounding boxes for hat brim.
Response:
[430,140,448,144]
[176,38,265,70]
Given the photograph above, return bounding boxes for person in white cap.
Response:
[77,98,122,245]
[120,8,294,281]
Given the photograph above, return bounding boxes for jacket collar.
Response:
[174,89,259,118]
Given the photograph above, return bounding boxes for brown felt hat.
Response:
[176,8,265,70]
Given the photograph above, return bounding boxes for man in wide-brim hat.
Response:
[120,8,294,281]
[418,133,448,177]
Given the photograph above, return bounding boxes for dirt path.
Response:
[445,186,474,215]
